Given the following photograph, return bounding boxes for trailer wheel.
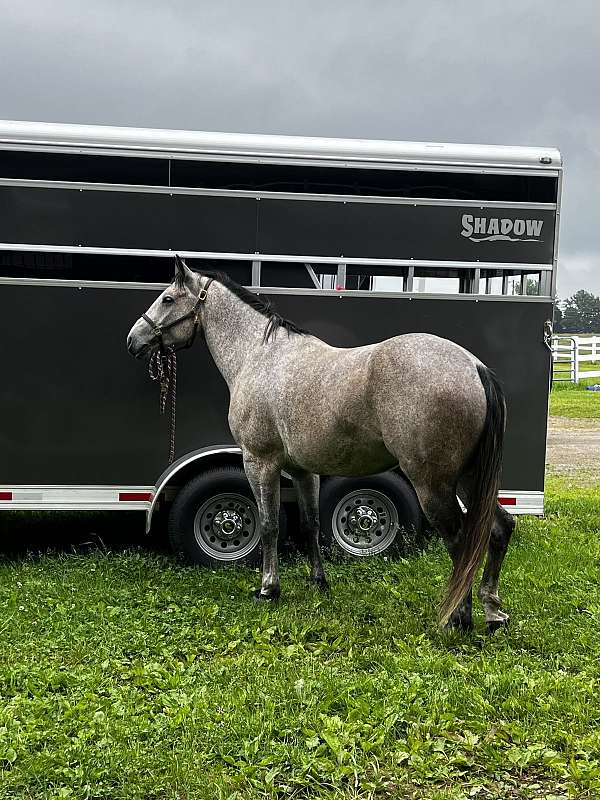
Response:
[319,473,423,559]
[169,467,283,568]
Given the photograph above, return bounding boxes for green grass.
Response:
[1,477,600,799]
[551,351,600,417]
[550,377,600,418]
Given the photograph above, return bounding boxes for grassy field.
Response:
[550,376,600,418]
[1,374,598,799]
[551,349,600,418]
[1,476,600,799]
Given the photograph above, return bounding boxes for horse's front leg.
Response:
[243,455,282,601]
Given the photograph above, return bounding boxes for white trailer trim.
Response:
[0,485,543,517]
[0,119,561,172]
[0,242,554,273]
[498,490,544,516]
[0,486,153,511]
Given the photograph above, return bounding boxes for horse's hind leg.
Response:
[478,503,515,632]
[243,455,282,601]
[292,471,328,592]
[413,484,471,630]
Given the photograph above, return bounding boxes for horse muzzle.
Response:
[126,321,155,359]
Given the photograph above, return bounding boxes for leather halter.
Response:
[142,276,213,350]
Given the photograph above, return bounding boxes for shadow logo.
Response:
[461,214,543,243]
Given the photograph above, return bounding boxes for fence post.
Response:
[572,337,579,383]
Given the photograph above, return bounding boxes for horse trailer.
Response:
[0,120,561,564]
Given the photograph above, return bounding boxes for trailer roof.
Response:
[0,119,561,171]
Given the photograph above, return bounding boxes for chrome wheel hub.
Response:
[331,489,399,556]
[212,509,243,540]
[348,505,378,534]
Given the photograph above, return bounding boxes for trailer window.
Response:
[260,262,317,289]
[0,251,252,285]
[0,150,169,186]
[300,264,549,297]
[0,149,557,203]
[171,160,557,203]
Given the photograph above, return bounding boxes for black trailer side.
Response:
[0,120,561,561]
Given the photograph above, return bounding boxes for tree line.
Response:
[554,290,600,333]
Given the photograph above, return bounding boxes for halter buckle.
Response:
[198,288,208,302]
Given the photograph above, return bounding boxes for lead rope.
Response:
[148,347,178,464]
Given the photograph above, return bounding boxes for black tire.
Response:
[168,466,285,568]
[319,472,424,559]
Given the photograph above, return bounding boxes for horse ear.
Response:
[173,254,197,288]
[174,254,194,285]
[174,254,185,279]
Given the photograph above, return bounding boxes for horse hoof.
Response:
[253,589,280,604]
[486,618,509,635]
[310,577,330,593]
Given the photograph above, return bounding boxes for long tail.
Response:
[440,363,506,625]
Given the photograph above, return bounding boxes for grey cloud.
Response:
[1,0,599,297]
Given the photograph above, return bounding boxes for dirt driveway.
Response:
[546,416,600,482]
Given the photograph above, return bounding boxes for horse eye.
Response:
[163,295,174,304]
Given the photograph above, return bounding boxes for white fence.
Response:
[551,335,600,383]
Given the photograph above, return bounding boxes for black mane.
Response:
[195,270,309,343]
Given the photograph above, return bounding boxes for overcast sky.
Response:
[1,0,599,298]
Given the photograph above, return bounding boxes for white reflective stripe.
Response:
[457,491,544,516]
[12,492,43,502]
[0,486,154,510]
[0,485,544,516]
[498,490,544,515]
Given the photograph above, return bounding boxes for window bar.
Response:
[304,263,322,289]
[405,265,414,293]
[539,270,551,297]
[520,272,527,296]
[251,259,261,287]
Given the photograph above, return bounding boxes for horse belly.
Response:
[286,428,395,477]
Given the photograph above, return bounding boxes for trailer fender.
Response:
[146,445,242,532]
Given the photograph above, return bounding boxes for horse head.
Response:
[126,255,207,358]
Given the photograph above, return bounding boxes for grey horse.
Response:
[127,256,514,631]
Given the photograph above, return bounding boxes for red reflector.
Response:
[0,491,12,501]
[499,497,516,506]
[119,492,153,502]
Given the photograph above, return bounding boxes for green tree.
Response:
[553,302,564,331]
[559,290,600,333]
[511,277,541,296]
